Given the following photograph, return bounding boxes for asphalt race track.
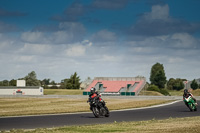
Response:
[0,100,200,130]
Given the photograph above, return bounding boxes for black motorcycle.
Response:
[88,95,110,118]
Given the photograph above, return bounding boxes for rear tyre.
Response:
[194,105,197,111]
[104,106,110,117]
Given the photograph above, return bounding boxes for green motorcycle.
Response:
[183,96,197,111]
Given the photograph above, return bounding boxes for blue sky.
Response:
[0,0,200,82]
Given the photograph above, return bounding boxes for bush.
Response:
[159,89,170,96]
[147,85,160,92]
[147,85,170,96]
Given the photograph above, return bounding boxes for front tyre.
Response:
[92,107,100,118]
[188,104,194,112]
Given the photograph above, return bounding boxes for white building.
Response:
[0,80,43,95]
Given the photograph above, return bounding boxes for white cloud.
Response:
[168,57,185,63]
[91,29,117,42]
[65,44,86,57]
[19,43,52,54]
[14,55,36,63]
[100,55,120,62]
[21,31,45,43]
[144,4,169,21]
[0,40,14,50]
[52,31,74,44]
[65,40,93,57]
[171,33,198,48]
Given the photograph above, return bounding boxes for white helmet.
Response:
[90,87,96,94]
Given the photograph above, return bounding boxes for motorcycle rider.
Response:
[183,89,198,106]
[87,87,100,110]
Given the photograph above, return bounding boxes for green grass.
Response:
[3,116,200,133]
[168,89,200,96]
[140,89,200,96]
[44,89,83,95]
[168,90,183,96]
[191,89,200,96]
[139,91,164,96]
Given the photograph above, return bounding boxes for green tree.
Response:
[41,78,51,86]
[191,79,198,90]
[24,71,40,86]
[9,79,16,86]
[2,80,9,86]
[167,78,184,91]
[150,63,167,88]
[167,78,176,90]
[173,79,184,91]
[68,72,81,89]
[62,72,81,89]
[50,80,56,85]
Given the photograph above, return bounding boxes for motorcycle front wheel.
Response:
[188,104,194,112]
[92,107,100,118]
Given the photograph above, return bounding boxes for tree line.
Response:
[0,71,81,89]
[1,63,199,92]
[148,62,200,95]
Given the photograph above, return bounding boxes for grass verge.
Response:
[2,116,200,133]
[44,89,83,95]
[0,98,170,117]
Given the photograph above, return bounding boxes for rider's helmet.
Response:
[90,87,96,94]
[184,89,188,94]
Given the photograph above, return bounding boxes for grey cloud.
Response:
[51,0,131,22]
[33,24,59,32]
[127,4,200,38]
[90,29,118,42]
[64,2,87,20]
[0,8,27,17]
[91,0,129,10]
[22,22,86,44]
[51,1,88,22]
[129,20,200,37]
[0,21,20,33]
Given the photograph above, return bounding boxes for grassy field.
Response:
[44,89,83,95]
[138,91,164,96]
[168,89,200,96]
[0,97,170,117]
[3,116,200,133]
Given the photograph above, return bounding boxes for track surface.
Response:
[0,101,200,130]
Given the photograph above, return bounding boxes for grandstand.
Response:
[83,77,146,96]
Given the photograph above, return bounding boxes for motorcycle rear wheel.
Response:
[104,106,110,117]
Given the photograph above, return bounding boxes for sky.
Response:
[0,0,200,82]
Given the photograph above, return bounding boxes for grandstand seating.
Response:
[85,79,145,95]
